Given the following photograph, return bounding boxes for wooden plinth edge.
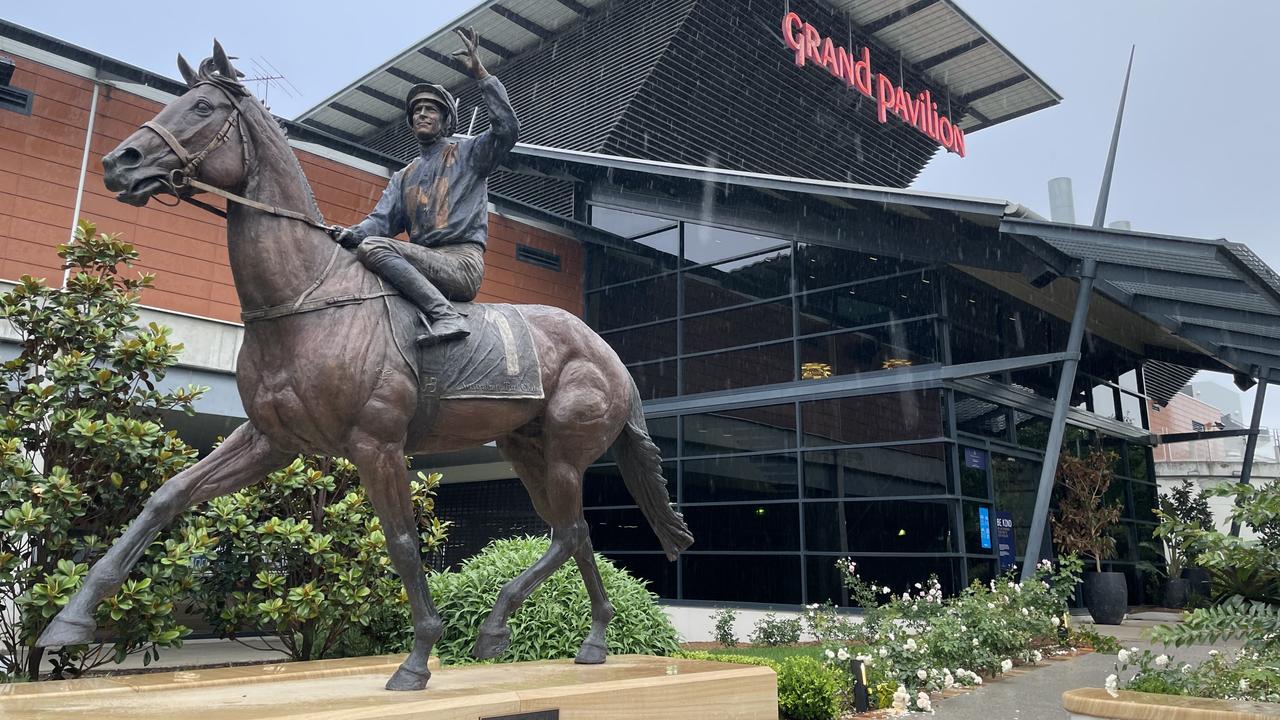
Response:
[1063,687,1280,720]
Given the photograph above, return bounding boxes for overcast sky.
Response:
[7,1,1280,430]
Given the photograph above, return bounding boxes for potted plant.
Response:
[1052,450,1127,624]
[1163,479,1214,602]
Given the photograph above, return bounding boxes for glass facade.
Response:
[440,203,1161,607]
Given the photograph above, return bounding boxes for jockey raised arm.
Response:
[334,26,520,344]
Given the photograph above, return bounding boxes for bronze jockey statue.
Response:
[334,27,519,344]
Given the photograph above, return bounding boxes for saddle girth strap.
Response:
[240,290,399,323]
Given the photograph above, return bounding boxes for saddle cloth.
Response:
[385,293,544,402]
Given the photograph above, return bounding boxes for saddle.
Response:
[383,291,544,430]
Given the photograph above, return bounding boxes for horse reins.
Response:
[141,81,338,237]
[141,80,396,323]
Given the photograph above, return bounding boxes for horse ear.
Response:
[177,53,198,88]
[211,39,241,79]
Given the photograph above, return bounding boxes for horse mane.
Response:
[194,57,324,223]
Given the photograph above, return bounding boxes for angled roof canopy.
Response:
[297,0,1060,142]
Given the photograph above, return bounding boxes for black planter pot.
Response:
[1181,567,1211,602]
[1163,578,1190,609]
[1084,571,1128,625]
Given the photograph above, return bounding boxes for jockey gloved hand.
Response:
[332,225,366,249]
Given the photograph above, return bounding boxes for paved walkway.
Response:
[931,611,1240,719]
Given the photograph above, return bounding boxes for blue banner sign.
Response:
[995,511,1016,570]
[978,506,992,549]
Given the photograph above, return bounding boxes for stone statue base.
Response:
[0,654,777,719]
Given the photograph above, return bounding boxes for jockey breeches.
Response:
[355,238,484,301]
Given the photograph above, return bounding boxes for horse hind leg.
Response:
[473,436,589,660]
[350,438,442,691]
[37,423,290,648]
[571,536,614,664]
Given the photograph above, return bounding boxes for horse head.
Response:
[102,41,252,207]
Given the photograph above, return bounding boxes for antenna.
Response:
[1092,46,1135,229]
[243,56,299,109]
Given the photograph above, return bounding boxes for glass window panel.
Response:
[589,205,674,238]
[602,321,676,364]
[683,453,798,503]
[682,342,794,394]
[797,273,936,336]
[602,553,675,599]
[805,555,959,604]
[1103,438,1128,476]
[682,300,793,354]
[966,559,998,587]
[798,320,936,378]
[683,223,788,266]
[795,243,926,292]
[585,507,664,552]
[629,360,677,401]
[801,390,944,446]
[959,447,989,498]
[1092,384,1118,421]
[1128,444,1150,481]
[1119,369,1139,392]
[1010,366,1057,401]
[684,248,793,314]
[682,404,797,457]
[1121,392,1144,428]
[583,461,676,508]
[1130,481,1156,522]
[587,275,678,331]
[585,233,680,288]
[991,454,1040,556]
[681,503,800,550]
[802,444,949,499]
[684,554,801,604]
[1014,412,1051,451]
[804,500,955,553]
[954,393,1009,441]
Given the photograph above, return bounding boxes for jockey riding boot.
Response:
[363,248,469,345]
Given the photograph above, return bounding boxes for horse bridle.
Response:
[141,80,398,323]
[141,81,338,236]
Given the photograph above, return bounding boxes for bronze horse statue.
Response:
[37,42,692,691]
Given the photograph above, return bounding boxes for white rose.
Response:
[1105,674,1118,698]
[882,586,892,594]
[825,649,835,660]
[1051,616,1061,627]
[880,646,889,658]
[904,638,918,652]
[1001,659,1013,673]
[892,685,910,713]
[1208,649,1220,657]
[917,669,928,680]
[837,648,850,661]
[1032,651,1043,663]
[1240,679,1250,693]
[972,638,979,647]
[1117,649,1131,664]
[1181,664,1192,674]
[987,602,995,609]
[1154,654,1168,669]
[916,692,932,712]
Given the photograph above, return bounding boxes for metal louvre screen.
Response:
[491,171,576,218]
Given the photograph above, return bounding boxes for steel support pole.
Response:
[1020,259,1098,582]
[1230,379,1267,537]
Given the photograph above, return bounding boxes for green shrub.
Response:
[776,655,841,720]
[428,536,678,663]
[0,221,208,682]
[750,612,802,646]
[675,649,776,669]
[181,458,448,661]
[712,607,738,647]
[1111,646,1280,703]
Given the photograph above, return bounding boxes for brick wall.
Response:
[1147,392,1232,462]
[0,53,582,323]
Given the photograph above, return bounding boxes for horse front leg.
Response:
[37,423,290,648]
[351,438,442,691]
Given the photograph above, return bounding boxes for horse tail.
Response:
[612,378,693,561]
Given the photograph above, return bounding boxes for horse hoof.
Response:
[472,626,512,660]
[575,642,607,665]
[36,615,96,648]
[385,664,431,691]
